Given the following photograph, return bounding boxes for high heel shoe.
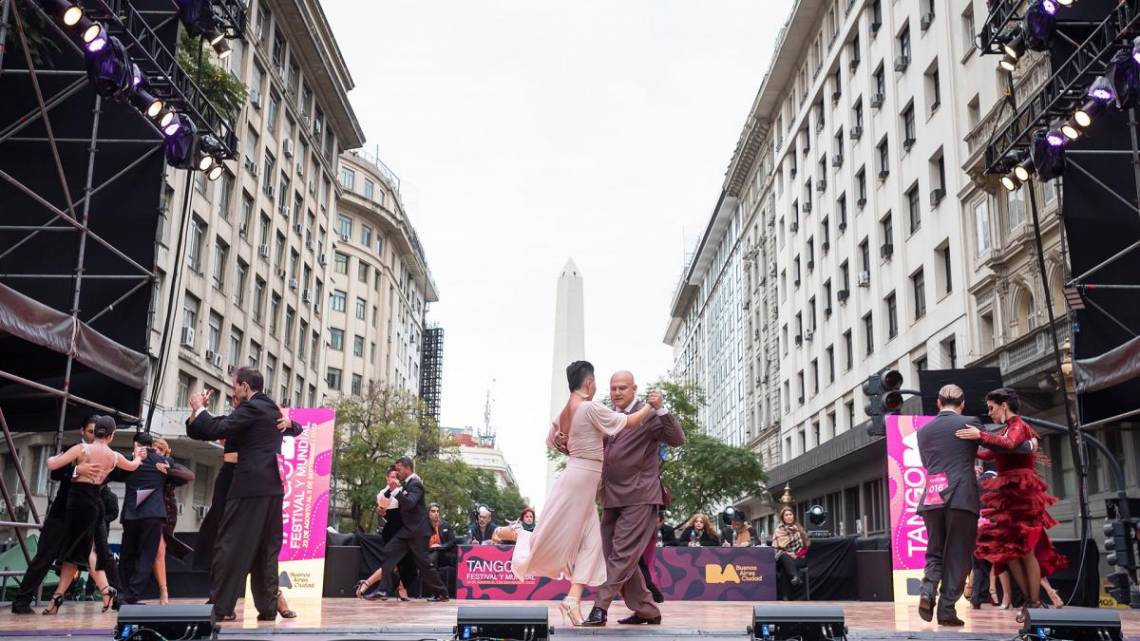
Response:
[354,580,371,599]
[42,593,64,616]
[1046,586,1064,608]
[276,591,297,619]
[397,587,410,602]
[558,596,583,626]
[101,586,121,612]
[1016,601,1044,624]
[990,592,1000,607]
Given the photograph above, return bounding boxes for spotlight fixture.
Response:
[1003,28,1026,60]
[1023,0,1058,51]
[1014,159,1034,182]
[158,110,177,130]
[1045,129,1066,147]
[1133,36,1140,65]
[175,0,231,56]
[1060,121,1082,140]
[82,22,107,52]
[1088,75,1115,103]
[213,38,232,59]
[164,117,200,169]
[1001,173,1022,191]
[84,36,133,98]
[1030,128,1066,182]
[206,161,224,181]
[41,0,83,26]
[1056,0,1073,5]
[1074,99,1103,128]
[1000,55,1018,72]
[162,112,183,137]
[1108,50,1140,109]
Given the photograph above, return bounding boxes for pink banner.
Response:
[279,408,335,594]
[885,414,934,601]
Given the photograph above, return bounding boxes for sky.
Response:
[323,1,792,508]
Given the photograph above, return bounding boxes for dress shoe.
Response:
[257,612,276,621]
[918,594,935,622]
[579,606,607,627]
[618,614,662,625]
[217,614,237,622]
[11,602,33,615]
[937,614,965,627]
[425,594,449,603]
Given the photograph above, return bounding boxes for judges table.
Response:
[456,544,777,601]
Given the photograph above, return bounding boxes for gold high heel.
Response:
[559,596,583,626]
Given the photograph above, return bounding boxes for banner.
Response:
[456,544,776,601]
[885,414,935,603]
[245,407,335,607]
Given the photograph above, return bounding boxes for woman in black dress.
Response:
[43,417,143,614]
[151,438,195,604]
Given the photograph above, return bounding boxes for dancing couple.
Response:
[512,362,684,627]
[916,385,1065,626]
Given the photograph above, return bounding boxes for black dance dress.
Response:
[59,483,113,571]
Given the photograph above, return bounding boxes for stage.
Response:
[4,599,1139,640]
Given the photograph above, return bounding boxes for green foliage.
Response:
[652,379,766,524]
[177,27,247,120]
[8,0,62,68]
[331,386,530,533]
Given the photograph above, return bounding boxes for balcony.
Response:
[970,320,1071,386]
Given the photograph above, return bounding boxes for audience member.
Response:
[468,507,497,544]
[679,513,720,546]
[773,507,811,599]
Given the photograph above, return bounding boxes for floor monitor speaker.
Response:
[750,605,847,641]
[455,605,549,641]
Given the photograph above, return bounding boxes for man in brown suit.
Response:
[581,371,685,626]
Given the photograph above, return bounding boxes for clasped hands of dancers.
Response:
[915,384,1066,627]
[511,361,685,627]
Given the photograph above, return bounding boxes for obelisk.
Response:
[545,258,585,502]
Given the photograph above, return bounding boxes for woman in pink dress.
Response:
[512,361,657,626]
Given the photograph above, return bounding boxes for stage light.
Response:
[164,117,200,169]
[1031,129,1066,181]
[1014,160,1033,182]
[1056,0,1073,5]
[213,38,231,59]
[40,0,83,26]
[83,23,107,52]
[1003,29,1026,60]
[1133,36,1140,65]
[1074,99,1102,128]
[1061,121,1082,140]
[1000,55,1018,72]
[1088,75,1115,102]
[1024,0,1057,51]
[1045,129,1065,147]
[1002,173,1022,191]
[84,36,133,98]
[206,162,224,181]
[162,113,183,137]
[1108,50,1140,109]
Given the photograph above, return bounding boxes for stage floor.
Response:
[4,598,1139,639]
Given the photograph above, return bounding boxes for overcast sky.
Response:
[323,1,792,508]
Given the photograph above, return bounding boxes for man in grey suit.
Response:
[581,372,685,627]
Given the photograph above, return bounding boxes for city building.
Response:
[326,150,438,401]
[420,325,444,424]
[446,426,519,490]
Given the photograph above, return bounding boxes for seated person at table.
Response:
[427,503,457,567]
[657,513,678,547]
[773,507,811,592]
[490,507,536,545]
[467,507,497,544]
[679,513,720,546]
[724,510,759,547]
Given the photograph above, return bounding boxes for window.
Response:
[355,297,366,320]
[263,151,276,196]
[837,193,848,230]
[974,200,991,256]
[826,346,835,383]
[859,239,870,272]
[234,260,248,305]
[177,372,194,407]
[823,280,832,314]
[329,328,344,351]
[330,289,346,313]
[211,238,228,290]
[849,34,861,68]
[334,252,348,274]
[269,292,281,335]
[881,213,893,250]
[337,214,352,239]
[863,313,875,355]
[821,217,830,251]
[353,335,364,357]
[253,278,266,323]
[926,63,941,113]
[886,292,898,338]
[912,269,926,319]
[856,167,867,202]
[840,260,850,291]
[902,102,916,146]
[961,4,976,57]
[229,327,243,367]
[907,184,921,233]
[207,312,222,355]
[871,0,882,30]
[811,359,820,395]
[187,218,205,272]
[936,244,953,295]
[843,330,853,370]
[327,367,342,391]
[217,173,234,220]
[898,24,911,63]
[942,336,958,369]
[1008,188,1026,229]
[853,100,863,130]
[338,166,355,190]
[873,64,885,97]
[364,179,375,201]
[361,224,373,248]
[351,374,363,396]
[877,138,889,176]
[930,152,947,197]
[284,307,295,351]
[357,261,369,284]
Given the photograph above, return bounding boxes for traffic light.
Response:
[1104,518,1139,570]
[1106,571,1132,605]
[864,369,904,437]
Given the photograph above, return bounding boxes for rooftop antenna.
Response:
[480,379,497,448]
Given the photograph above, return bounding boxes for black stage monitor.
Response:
[115,604,216,641]
[918,368,1003,417]
[455,605,549,641]
[750,605,846,641]
[1020,607,1122,641]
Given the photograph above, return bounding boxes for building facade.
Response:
[327,151,438,400]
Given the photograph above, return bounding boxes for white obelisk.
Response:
[545,258,585,502]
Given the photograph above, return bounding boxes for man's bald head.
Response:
[937,384,965,413]
[610,371,638,411]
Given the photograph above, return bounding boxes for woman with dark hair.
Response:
[511,360,658,626]
[42,416,143,614]
[772,507,811,597]
[150,438,194,605]
[678,513,720,546]
[956,387,1067,621]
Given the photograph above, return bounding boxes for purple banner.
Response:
[456,545,776,601]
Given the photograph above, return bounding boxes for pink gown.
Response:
[512,401,629,586]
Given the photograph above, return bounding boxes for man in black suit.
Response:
[119,431,174,605]
[11,417,106,613]
[187,366,302,620]
[375,457,449,601]
[360,465,417,599]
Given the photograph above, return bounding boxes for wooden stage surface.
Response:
[3,598,1139,638]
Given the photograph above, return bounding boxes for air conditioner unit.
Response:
[857,197,867,208]
[878,169,890,180]
[249,91,261,108]
[302,290,312,304]
[838,221,847,232]
[803,201,813,213]
[318,254,328,266]
[305,239,313,250]
[880,243,894,259]
[850,126,863,140]
[293,223,303,234]
[807,259,815,271]
[870,93,884,108]
[920,13,934,31]
[870,20,881,33]
[302,115,312,130]
[790,167,798,178]
[295,161,304,176]
[930,188,946,205]
[903,137,916,151]
[238,225,248,238]
[243,157,256,173]
[283,139,295,157]
[794,334,803,346]
[816,119,825,133]
[832,156,843,167]
[258,244,270,257]
[857,271,871,287]
[211,352,223,368]
[831,90,841,103]
[821,240,830,252]
[250,163,260,178]
[790,221,799,232]
[817,179,827,192]
[339,233,350,242]
[194,504,208,519]
[308,180,316,195]
[227,364,235,375]
[289,278,298,290]
[837,289,850,302]
[849,58,860,72]
[894,56,910,72]
[205,349,218,363]
[793,277,801,287]
[804,328,815,341]
[180,326,195,347]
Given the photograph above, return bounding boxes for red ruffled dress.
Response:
[975,416,1068,577]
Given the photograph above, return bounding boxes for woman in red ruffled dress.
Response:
[955,387,1067,621]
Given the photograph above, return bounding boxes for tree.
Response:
[654,378,767,523]
[177,27,248,120]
